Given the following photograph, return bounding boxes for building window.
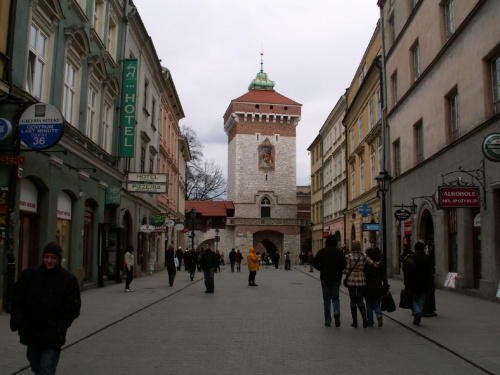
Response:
[393,140,401,177]
[378,136,383,173]
[412,41,421,80]
[492,55,500,112]
[370,144,376,189]
[26,23,47,100]
[415,121,424,163]
[351,162,356,199]
[389,14,396,45]
[411,0,418,9]
[143,79,149,113]
[376,88,382,121]
[261,197,271,218]
[350,130,355,152]
[447,89,459,141]
[63,62,76,124]
[444,0,455,39]
[369,99,374,130]
[140,146,146,173]
[86,87,96,139]
[102,104,110,152]
[149,156,154,173]
[392,71,399,105]
[360,154,365,194]
[358,116,363,143]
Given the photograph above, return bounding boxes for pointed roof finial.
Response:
[248,50,275,91]
[260,49,264,73]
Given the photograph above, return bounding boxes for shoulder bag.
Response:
[343,255,362,287]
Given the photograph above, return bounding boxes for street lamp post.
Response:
[190,208,197,251]
[215,227,220,253]
[375,169,393,274]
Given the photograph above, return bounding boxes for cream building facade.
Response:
[344,24,384,252]
[380,0,500,297]
[320,95,347,248]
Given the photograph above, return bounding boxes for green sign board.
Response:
[150,215,165,227]
[120,58,138,158]
[105,185,121,206]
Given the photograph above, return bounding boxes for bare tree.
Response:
[181,125,227,201]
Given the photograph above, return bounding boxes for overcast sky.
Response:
[133,0,380,187]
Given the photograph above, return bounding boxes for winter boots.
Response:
[351,305,369,328]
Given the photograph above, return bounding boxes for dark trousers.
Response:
[125,267,133,289]
[248,271,256,284]
[27,345,61,375]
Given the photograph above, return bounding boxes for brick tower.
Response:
[223,53,303,260]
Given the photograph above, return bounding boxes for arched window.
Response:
[261,197,271,218]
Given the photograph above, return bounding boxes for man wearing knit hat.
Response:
[10,241,81,374]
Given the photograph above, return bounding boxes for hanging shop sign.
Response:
[128,173,167,183]
[120,58,138,158]
[394,209,411,221]
[174,223,184,231]
[18,103,64,150]
[404,219,413,235]
[439,186,480,208]
[150,215,166,227]
[126,182,167,193]
[105,186,121,206]
[140,224,155,233]
[0,118,12,140]
[482,133,500,162]
[362,223,379,231]
[165,220,175,228]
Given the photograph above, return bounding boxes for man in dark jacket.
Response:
[10,241,81,374]
[200,244,216,293]
[313,235,347,327]
[403,240,432,326]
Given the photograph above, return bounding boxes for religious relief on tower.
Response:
[258,138,275,170]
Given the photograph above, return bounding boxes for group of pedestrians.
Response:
[313,235,434,329]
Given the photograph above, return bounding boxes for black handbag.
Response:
[381,290,396,312]
[399,289,413,309]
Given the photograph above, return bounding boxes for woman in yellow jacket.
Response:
[247,246,260,286]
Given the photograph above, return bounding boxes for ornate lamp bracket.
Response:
[440,158,486,209]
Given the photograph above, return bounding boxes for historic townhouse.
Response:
[380,0,500,298]
[320,95,347,248]
[0,0,186,311]
[344,24,383,252]
[308,134,323,254]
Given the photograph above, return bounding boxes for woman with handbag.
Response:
[344,240,369,328]
[364,247,386,327]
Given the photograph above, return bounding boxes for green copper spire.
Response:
[248,52,275,91]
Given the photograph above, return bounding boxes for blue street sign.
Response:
[362,223,380,231]
[358,203,372,217]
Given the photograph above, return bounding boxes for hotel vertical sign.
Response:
[121,58,138,158]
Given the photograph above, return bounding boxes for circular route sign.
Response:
[482,133,500,162]
[18,103,64,150]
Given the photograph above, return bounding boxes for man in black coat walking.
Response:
[10,241,81,374]
[403,240,432,326]
[313,235,347,327]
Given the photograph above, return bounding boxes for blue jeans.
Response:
[412,292,426,315]
[365,297,382,326]
[203,268,215,292]
[27,345,61,375]
[321,281,341,324]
